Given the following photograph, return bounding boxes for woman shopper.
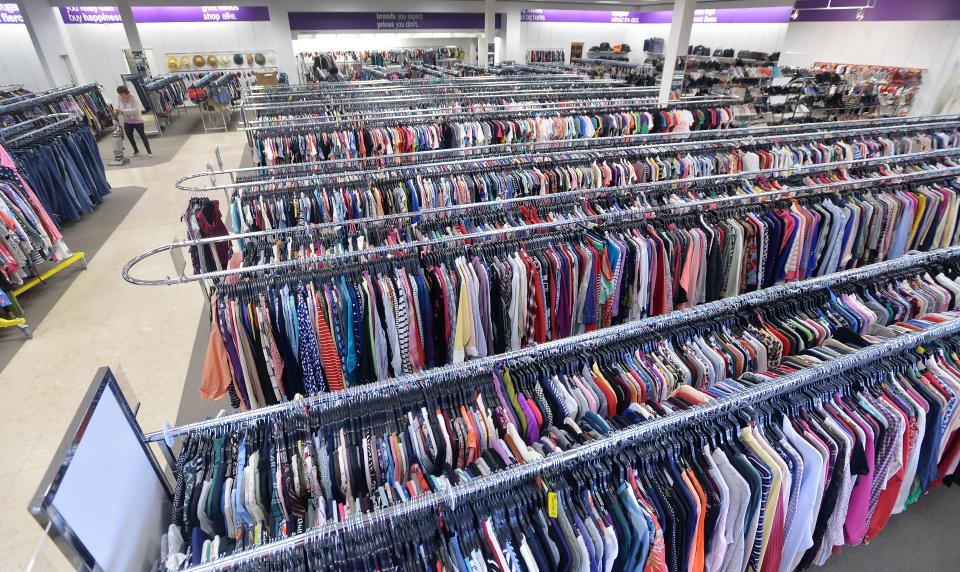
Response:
[115,85,152,157]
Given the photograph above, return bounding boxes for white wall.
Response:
[779,20,960,114]
[517,21,670,63]
[293,34,480,54]
[688,23,788,55]
[515,20,787,63]
[0,24,48,91]
[60,19,275,94]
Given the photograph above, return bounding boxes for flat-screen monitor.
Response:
[30,368,171,571]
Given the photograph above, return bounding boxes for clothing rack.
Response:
[142,74,187,136]
[409,63,452,78]
[0,83,99,115]
[123,152,960,286]
[144,244,960,443]
[190,73,218,90]
[181,113,960,190]
[209,146,960,240]
[244,77,618,98]
[180,314,960,571]
[244,86,667,113]
[243,80,632,108]
[0,112,82,142]
[191,73,239,134]
[248,89,724,115]
[0,113,93,337]
[361,65,389,80]
[527,49,565,64]
[245,96,739,136]
[185,116,960,193]
[0,83,113,134]
[186,141,960,252]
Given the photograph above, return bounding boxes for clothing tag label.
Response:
[547,492,558,518]
[916,346,926,355]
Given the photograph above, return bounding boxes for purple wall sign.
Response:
[793,0,960,22]
[59,7,122,24]
[288,11,503,31]
[520,8,791,25]
[59,6,270,25]
[0,3,22,25]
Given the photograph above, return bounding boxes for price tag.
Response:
[547,492,558,518]
[916,346,926,355]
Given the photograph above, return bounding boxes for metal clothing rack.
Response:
[192,73,238,134]
[242,78,627,102]
[245,95,740,135]
[187,116,960,194]
[186,145,960,251]
[154,273,960,572]
[214,148,960,241]
[123,153,960,286]
[0,112,90,337]
[142,74,187,137]
[183,113,960,190]
[190,316,960,571]
[409,63,454,78]
[243,85,672,115]
[143,244,960,444]
[0,83,101,115]
[241,92,732,135]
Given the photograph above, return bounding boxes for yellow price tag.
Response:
[547,492,558,518]
[917,346,926,355]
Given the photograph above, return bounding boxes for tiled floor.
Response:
[0,129,248,571]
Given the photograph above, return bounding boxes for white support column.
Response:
[116,1,143,52]
[17,0,73,88]
[116,0,153,76]
[483,0,496,67]
[658,0,697,104]
[503,6,522,64]
[268,6,298,84]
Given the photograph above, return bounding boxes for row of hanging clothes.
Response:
[146,76,187,119]
[251,106,738,165]
[325,331,960,572]
[0,110,107,328]
[0,84,113,133]
[528,50,566,64]
[222,160,960,263]
[164,257,960,569]
[3,116,111,226]
[584,63,660,87]
[231,127,957,228]
[0,139,72,301]
[196,159,960,411]
[189,73,242,112]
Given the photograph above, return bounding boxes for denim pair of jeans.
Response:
[15,127,111,226]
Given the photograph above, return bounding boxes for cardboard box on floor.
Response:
[255,71,278,86]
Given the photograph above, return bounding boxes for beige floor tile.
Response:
[0,129,249,569]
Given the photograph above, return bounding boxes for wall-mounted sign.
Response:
[59,6,270,25]
[0,3,22,25]
[793,0,960,22]
[288,11,503,31]
[520,7,792,25]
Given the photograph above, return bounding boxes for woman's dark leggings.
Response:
[123,122,152,154]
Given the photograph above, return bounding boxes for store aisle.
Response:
[0,130,248,571]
